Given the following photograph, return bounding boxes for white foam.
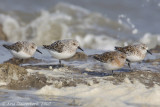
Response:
[27,10,70,45]
[54,2,90,15]
[76,34,121,50]
[0,81,7,86]
[36,78,160,107]
[132,28,138,34]
[140,33,160,49]
[0,14,22,42]
[27,68,74,78]
[118,14,138,36]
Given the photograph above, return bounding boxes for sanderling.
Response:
[115,43,152,68]
[93,51,128,74]
[43,39,83,66]
[3,41,42,59]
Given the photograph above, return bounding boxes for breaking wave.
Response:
[0,2,159,50]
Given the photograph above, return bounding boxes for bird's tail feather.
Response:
[3,44,11,50]
[115,46,122,50]
[43,45,50,49]
[92,54,101,61]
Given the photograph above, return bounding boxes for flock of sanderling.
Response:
[2,39,152,74]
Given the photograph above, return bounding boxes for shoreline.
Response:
[0,47,159,107]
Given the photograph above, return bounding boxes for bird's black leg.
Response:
[128,62,133,72]
[112,70,114,75]
[59,60,62,67]
[126,59,131,69]
[19,59,24,66]
[128,62,131,69]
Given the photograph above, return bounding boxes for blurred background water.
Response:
[0,1,160,106]
[0,0,160,50]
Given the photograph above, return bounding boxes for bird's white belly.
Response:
[11,50,31,59]
[127,55,144,62]
[103,63,122,70]
[49,50,76,59]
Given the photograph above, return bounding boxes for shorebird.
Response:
[43,39,83,66]
[3,41,42,59]
[93,51,129,74]
[115,43,152,68]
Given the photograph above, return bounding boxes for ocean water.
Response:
[0,0,160,50]
[0,0,160,107]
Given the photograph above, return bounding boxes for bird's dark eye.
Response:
[31,46,34,48]
[121,56,125,59]
[73,43,76,45]
[142,47,145,49]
